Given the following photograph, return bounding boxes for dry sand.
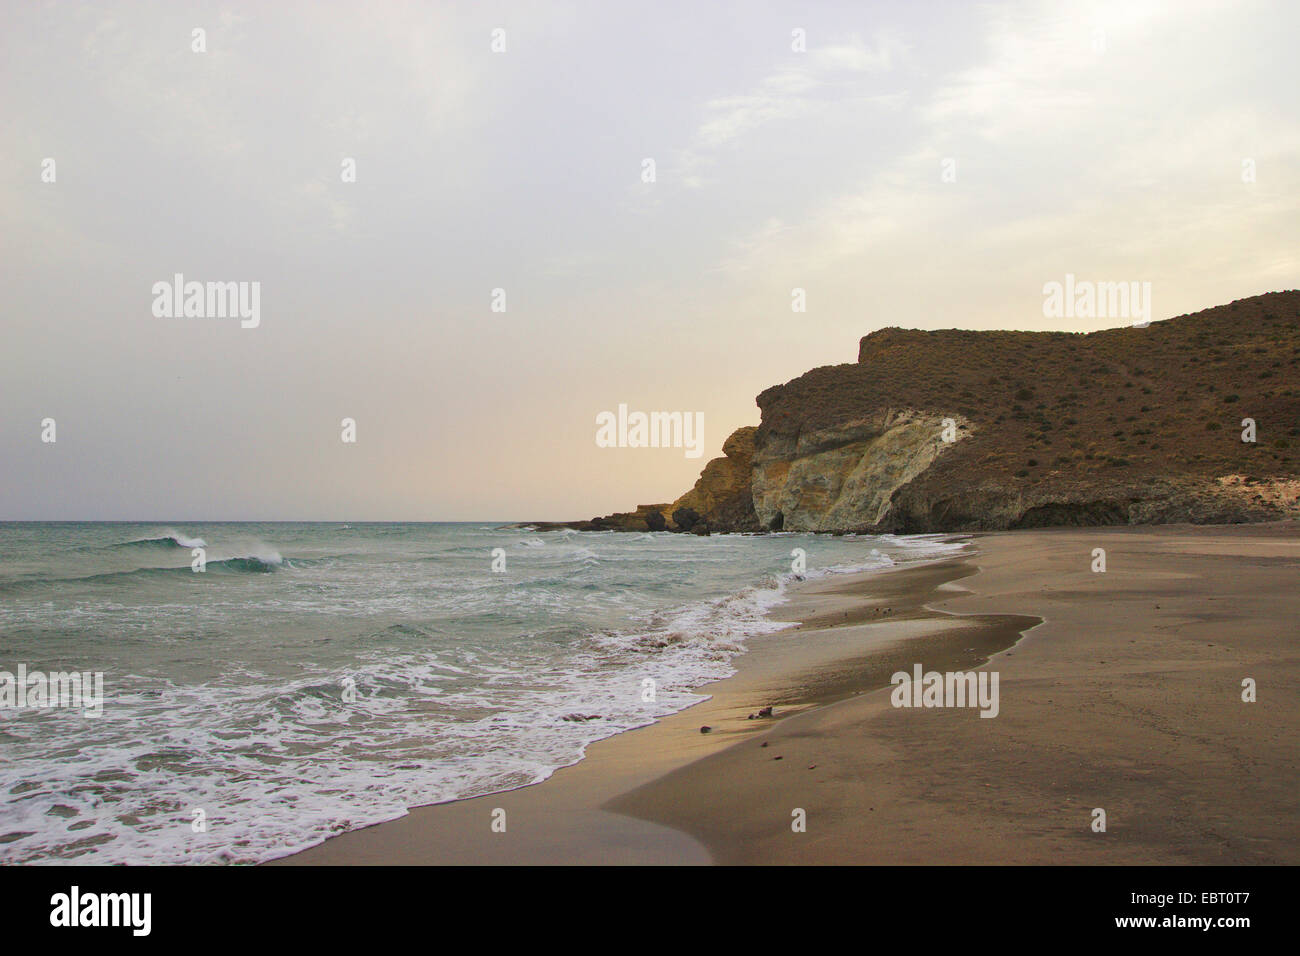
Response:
[278,523,1299,865]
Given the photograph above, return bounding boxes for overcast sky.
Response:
[3,0,1297,520]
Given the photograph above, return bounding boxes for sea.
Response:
[0,522,962,864]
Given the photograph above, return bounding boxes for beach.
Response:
[279,522,1300,865]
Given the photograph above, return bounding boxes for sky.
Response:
[2,0,1297,520]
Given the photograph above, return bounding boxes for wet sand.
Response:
[278,523,1300,865]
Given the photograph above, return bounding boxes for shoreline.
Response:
[277,521,1300,865]
[275,542,1035,865]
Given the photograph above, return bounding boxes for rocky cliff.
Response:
[666,426,760,532]
[525,430,759,534]
[539,291,1300,534]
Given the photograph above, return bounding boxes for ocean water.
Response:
[0,522,961,864]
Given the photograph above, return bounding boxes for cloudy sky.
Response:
[3,0,1297,520]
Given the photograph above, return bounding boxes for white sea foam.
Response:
[165,530,207,549]
[0,524,963,865]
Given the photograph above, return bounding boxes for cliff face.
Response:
[691,290,1300,533]
[537,291,1300,534]
[668,427,760,532]
[750,411,972,531]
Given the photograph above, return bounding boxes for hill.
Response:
[546,291,1300,533]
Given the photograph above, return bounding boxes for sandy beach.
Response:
[279,523,1300,865]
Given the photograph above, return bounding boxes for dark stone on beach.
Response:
[773,756,783,760]
[690,521,711,536]
[644,509,666,532]
[561,713,602,722]
[757,705,774,718]
[760,742,769,748]
[699,725,712,734]
[672,507,701,532]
